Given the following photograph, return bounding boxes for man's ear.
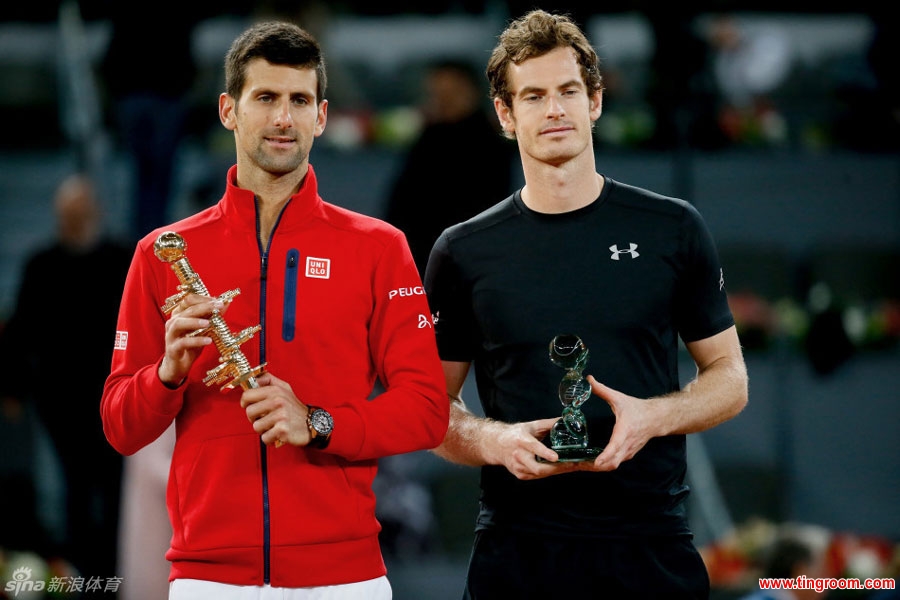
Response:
[219,93,237,131]
[494,97,515,136]
[314,99,328,138]
[589,90,603,121]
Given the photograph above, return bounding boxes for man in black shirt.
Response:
[425,10,748,599]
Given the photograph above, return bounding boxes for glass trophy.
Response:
[546,334,603,462]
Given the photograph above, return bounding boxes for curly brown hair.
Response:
[486,10,603,110]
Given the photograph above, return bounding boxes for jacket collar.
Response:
[219,164,323,234]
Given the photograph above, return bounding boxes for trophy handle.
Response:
[153,231,266,392]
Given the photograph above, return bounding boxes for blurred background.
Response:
[0,1,898,598]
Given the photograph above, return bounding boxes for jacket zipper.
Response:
[256,201,271,585]
[256,196,292,585]
[259,250,272,585]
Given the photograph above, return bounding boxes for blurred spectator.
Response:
[641,6,727,150]
[97,1,207,240]
[384,58,515,277]
[833,7,900,152]
[739,531,829,600]
[704,13,795,147]
[0,173,132,580]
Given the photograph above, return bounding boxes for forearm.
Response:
[649,353,748,437]
[433,398,505,467]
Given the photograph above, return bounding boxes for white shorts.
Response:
[168,576,392,600]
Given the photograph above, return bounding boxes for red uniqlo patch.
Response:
[305,257,330,279]
[114,331,128,350]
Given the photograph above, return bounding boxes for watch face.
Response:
[310,409,334,436]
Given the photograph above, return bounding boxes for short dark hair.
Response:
[486,9,603,109]
[429,58,482,88]
[761,536,813,579]
[224,20,327,103]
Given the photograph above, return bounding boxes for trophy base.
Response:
[536,446,603,463]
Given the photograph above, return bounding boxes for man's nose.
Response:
[273,100,294,127]
[546,95,565,117]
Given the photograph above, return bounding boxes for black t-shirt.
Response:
[424,177,734,538]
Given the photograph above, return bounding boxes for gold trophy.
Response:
[154,231,266,393]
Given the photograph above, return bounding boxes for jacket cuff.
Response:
[321,405,365,459]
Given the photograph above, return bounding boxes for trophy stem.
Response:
[542,334,604,462]
[154,231,266,392]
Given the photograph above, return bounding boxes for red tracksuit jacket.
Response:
[101,164,449,587]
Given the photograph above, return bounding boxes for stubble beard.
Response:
[252,142,307,176]
[534,127,591,168]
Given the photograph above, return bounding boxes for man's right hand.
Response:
[158,293,222,388]
[489,417,581,480]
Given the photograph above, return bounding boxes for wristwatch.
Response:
[306,406,334,449]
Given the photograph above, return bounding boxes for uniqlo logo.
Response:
[114,331,128,350]
[305,257,331,279]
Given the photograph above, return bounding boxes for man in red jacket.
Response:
[101,20,449,599]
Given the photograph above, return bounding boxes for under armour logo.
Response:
[609,243,640,260]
